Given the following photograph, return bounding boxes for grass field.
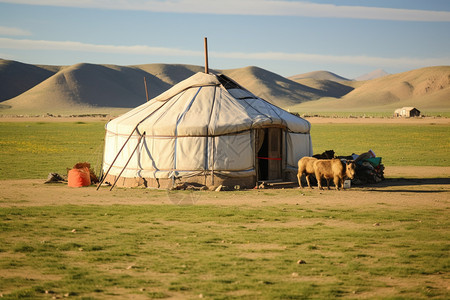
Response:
[0,121,449,180]
[1,196,448,299]
[0,122,105,180]
[311,124,450,166]
[0,121,449,299]
[291,112,450,118]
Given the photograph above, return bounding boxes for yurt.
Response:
[101,72,312,189]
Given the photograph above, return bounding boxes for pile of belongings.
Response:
[45,162,100,187]
[44,172,67,184]
[67,162,99,187]
[340,150,385,185]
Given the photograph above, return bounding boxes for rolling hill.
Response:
[0,59,60,101]
[289,78,355,99]
[221,66,328,106]
[0,59,449,114]
[354,69,390,81]
[288,70,350,82]
[133,63,205,85]
[288,66,450,112]
[1,63,172,110]
[0,61,326,113]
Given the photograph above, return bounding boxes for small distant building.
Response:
[394,107,421,118]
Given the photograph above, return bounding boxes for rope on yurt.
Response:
[240,98,274,124]
[96,127,137,190]
[96,98,172,190]
[109,131,145,191]
[258,97,285,127]
[173,87,202,170]
[205,86,217,185]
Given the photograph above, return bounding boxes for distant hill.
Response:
[288,70,350,82]
[289,78,354,99]
[354,69,390,81]
[221,66,326,106]
[288,66,450,112]
[0,60,449,114]
[2,63,172,110]
[133,63,205,85]
[0,61,326,113]
[0,59,59,101]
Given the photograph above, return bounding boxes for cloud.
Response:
[1,37,448,68]
[1,0,449,22]
[215,51,450,68]
[0,26,31,36]
[0,37,201,56]
[0,51,14,59]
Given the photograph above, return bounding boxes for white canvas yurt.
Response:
[101,72,312,189]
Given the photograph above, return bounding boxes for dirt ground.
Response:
[0,166,448,209]
[1,169,448,299]
[1,116,448,209]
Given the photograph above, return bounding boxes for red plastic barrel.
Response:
[68,167,91,187]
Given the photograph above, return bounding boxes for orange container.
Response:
[68,167,91,187]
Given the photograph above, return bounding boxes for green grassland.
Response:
[0,121,449,180]
[311,123,450,166]
[293,112,450,118]
[1,200,448,299]
[0,122,106,180]
[0,121,449,299]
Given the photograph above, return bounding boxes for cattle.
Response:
[297,157,318,188]
[313,159,356,190]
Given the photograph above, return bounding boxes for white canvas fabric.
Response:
[102,72,312,183]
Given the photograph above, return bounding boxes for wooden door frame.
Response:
[255,127,283,182]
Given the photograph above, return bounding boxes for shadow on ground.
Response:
[355,177,450,193]
[372,177,449,187]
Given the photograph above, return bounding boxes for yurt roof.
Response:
[106,72,310,136]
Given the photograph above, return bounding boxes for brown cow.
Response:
[297,157,317,188]
[313,159,356,190]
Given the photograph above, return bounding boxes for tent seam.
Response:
[174,86,202,170]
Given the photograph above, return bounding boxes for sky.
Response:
[0,0,449,79]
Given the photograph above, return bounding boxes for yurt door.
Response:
[267,128,282,180]
[257,128,282,180]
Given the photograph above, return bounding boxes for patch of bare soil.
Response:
[0,167,448,209]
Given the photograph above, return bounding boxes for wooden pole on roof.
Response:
[144,77,149,102]
[204,37,209,74]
